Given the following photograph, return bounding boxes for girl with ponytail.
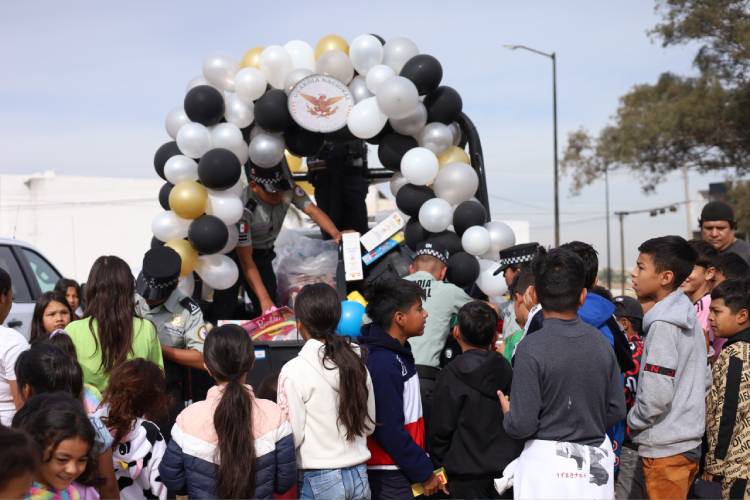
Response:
[279,283,375,500]
[159,325,296,499]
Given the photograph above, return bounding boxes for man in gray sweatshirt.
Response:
[629,236,710,499]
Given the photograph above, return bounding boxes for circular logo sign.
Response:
[288,74,354,133]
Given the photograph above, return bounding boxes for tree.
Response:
[562,0,750,192]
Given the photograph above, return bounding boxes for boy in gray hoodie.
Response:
[628,236,709,499]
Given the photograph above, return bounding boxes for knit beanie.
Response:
[700,201,735,224]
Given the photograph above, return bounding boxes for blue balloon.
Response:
[337,301,366,337]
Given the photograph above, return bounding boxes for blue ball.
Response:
[337,301,366,337]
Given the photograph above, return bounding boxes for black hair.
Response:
[203,324,257,499]
[560,241,599,289]
[30,291,74,344]
[54,278,81,304]
[509,267,534,297]
[589,286,614,302]
[716,252,750,280]
[637,236,697,289]
[12,392,97,486]
[364,277,425,330]
[688,239,718,269]
[457,301,499,348]
[0,268,10,295]
[15,343,83,400]
[0,426,39,492]
[711,279,750,314]
[256,372,279,402]
[531,247,585,312]
[295,283,373,441]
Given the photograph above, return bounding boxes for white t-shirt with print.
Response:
[0,326,29,426]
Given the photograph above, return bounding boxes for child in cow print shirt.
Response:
[102,360,169,500]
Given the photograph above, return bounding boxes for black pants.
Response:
[417,365,440,441]
[446,474,509,499]
[160,359,188,441]
[368,470,413,500]
[208,248,277,322]
[311,167,369,235]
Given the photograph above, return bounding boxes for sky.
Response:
[0,0,735,278]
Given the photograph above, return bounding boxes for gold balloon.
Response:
[165,239,198,277]
[438,146,470,167]
[169,180,207,220]
[240,46,264,68]
[315,34,349,60]
[285,150,303,173]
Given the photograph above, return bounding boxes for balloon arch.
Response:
[150,34,517,298]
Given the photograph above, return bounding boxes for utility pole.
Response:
[605,166,612,289]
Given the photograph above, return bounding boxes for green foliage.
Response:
[729,180,750,234]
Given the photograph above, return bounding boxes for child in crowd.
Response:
[431,301,522,499]
[12,392,98,499]
[705,279,750,498]
[502,268,534,362]
[160,324,296,499]
[29,292,73,344]
[359,277,448,499]
[628,236,709,499]
[102,359,169,500]
[0,268,28,427]
[55,278,83,318]
[493,243,540,340]
[682,239,721,357]
[279,283,375,500]
[0,426,38,499]
[499,247,625,499]
[714,252,750,285]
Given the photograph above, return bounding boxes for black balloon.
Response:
[428,230,462,255]
[446,252,480,288]
[285,124,325,157]
[154,141,181,180]
[184,85,225,127]
[396,184,435,218]
[424,86,463,124]
[198,148,241,190]
[366,122,393,146]
[370,33,386,45]
[404,219,431,251]
[453,200,488,237]
[254,89,292,132]
[158,182,174,211]
[378,133,418,171]
[400,54,443,95]
[325,125,357,142]
[188,215,229,254]
[150,236,164,250]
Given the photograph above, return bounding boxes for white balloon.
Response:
[485,221,516,253]
[235,67,267,102]
[196,254,239,290]
[260,45,293,90]
[211,123,247,163]
[433,162,479,205]
[366,64,395,94]
[401,147,439,186]
[151,211,191,242]
[383,37,419,73]
[165,106,190,140]
[164,155,199,184]
[476,265,508,297]
[284,40,316,71]
[186,75,214,92]
[177,273,195,297]
[221,223,240,254]
[285,68,313,94]
[349,34,384,75]
[202,55,239,92]
[348,75,373,103]
[390,102,427,136]
[418,198,453,233]
[248,133,285,168]
[376,76,419,119]
[461,226,492,256]
[316,50,354,84]
[206,190,244,225]
[176,123,212,159]
[389,172,408,197]
[224,93,254,129]
[346,97,388,139]
[418,122,453,155]
[225,178,247,197]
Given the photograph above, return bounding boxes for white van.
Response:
[0,238,63,339]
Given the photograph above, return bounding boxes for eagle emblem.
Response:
[301,94,344,117]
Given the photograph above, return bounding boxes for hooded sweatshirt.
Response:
[358,323,434,483]
[430,349,523,477]
[627,289,710,458]
[278,338,375,469]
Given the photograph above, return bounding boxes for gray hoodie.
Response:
[627,289,710,458]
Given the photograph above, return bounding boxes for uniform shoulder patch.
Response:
[294,185,305,197]
[179,297,201,315]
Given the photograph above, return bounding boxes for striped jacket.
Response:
[359,324,433,483]
[158,385,296,499]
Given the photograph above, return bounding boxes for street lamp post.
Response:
[504,44,560,246]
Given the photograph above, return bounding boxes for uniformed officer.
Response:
[210,162,342,320]
[135,246,207,438]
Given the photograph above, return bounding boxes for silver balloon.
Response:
[366,64,395,94]
[383,37,419,73]
[151,211,191,242]
[248,133,285,168]
[449,122,462,146]
[389,103,427,136]
[196,254,239,290]
[375,76,419,119]
[316,49,354,84]
[349,34,384,75]
[485,221,516,253]
[235,67,267,102]
[285,68,314,94]
[211,123,248,164]
[461,226,491,256]
[220,223,240,254]
[186,75,214,92]
[165,106,190,140]
[224,93,254,128]
[418,198,453,233]
[389,172,409,197]
[260,45,293,89]
[202,55,239,92]
[177,273,195,297]
[433,162,479,205]
[249,125,283,141]
[348,75,373,103]
[164,155,199,184]
[176,123,212,159]
[418,122,453,155]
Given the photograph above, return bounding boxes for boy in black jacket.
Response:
[430,301,522,499]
